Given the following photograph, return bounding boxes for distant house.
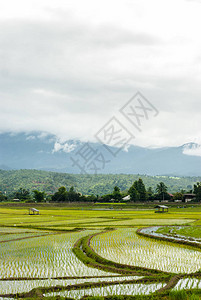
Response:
[168,193,174,201]
[122,195,130,201]
[29,208,39,215]
[13,198,20,202]
[183,194,196,203]
[155,205,169,213]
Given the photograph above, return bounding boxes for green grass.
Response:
[0,204,201,298]
[156,226,201,239]
[0,205,200,229]
[169,290,188,300]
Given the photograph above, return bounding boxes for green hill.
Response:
[0,169,199,197]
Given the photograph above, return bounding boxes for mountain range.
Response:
[0,132,201,176]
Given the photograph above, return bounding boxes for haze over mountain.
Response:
[0,132,201,176]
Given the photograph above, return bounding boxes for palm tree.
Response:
[156,182,167,201]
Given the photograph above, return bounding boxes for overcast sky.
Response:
[0,0,201,148]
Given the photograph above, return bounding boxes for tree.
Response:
[14,188,31,201]
[147,187,154,200]
[112,186,122,201]
[86,194,97,202]
[67,186,80,202]
[52,186,82,202]
[33,190,45,202]
[173,192,183,201]
[156,182,168,201]
[58,186,67,194]
[128,178,147,202]
[0,192,7,202]
[52,186,67,202]
[128,185,139,202]
[136,178,147,202]
[193,182,201,201]
[101,193,113,202]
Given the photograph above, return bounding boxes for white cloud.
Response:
[183,143,201,157]
[0,0,201,147]
[26,135,36,140]
[52,142,63,152]
[53,141,77,153]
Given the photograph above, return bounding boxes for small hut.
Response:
[29,208,39,215]
[155,205,168,213]
[13,198,20,202]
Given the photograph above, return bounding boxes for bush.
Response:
[169,290,187,300]
[188,294,201,300]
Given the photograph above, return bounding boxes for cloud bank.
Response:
[0,0,201,147]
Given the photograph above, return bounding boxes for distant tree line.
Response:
[1,178,201,203]
[51,186,96,202]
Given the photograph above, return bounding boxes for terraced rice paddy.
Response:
[91,228,201,273]
[0,205,201,298]
[46,282,165,299]
[0,228,53,243]
[0,229,116,279]
[173,278,201,290]
[0,276,142,295]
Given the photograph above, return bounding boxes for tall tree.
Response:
[52,186,67,202]
[67,186,80,202]
[147,187,154,200]
[128,185,139,202]
[112,186,122,201]
[33,190,45,202]
[193,182,201,201]
[129,178,147,202]
[136,178,147,202]
[0,192,7,202]
[156,182,168,200]
[14,188,31,201]
[58,186,67,194]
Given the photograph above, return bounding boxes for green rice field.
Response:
[92,228,201,273]
[0,204,200,299]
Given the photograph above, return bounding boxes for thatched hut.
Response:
[155,205,168,213]
[29,208,39,215]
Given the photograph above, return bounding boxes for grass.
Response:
[169,290,188,299]
[156,226,201,239]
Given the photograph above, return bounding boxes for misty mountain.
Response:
[0,132,201,176]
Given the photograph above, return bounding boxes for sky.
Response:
[0,0,201,148]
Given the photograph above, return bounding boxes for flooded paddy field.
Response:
[0,205,200,298]
[91,228,201,274]
[46,282,165,299]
